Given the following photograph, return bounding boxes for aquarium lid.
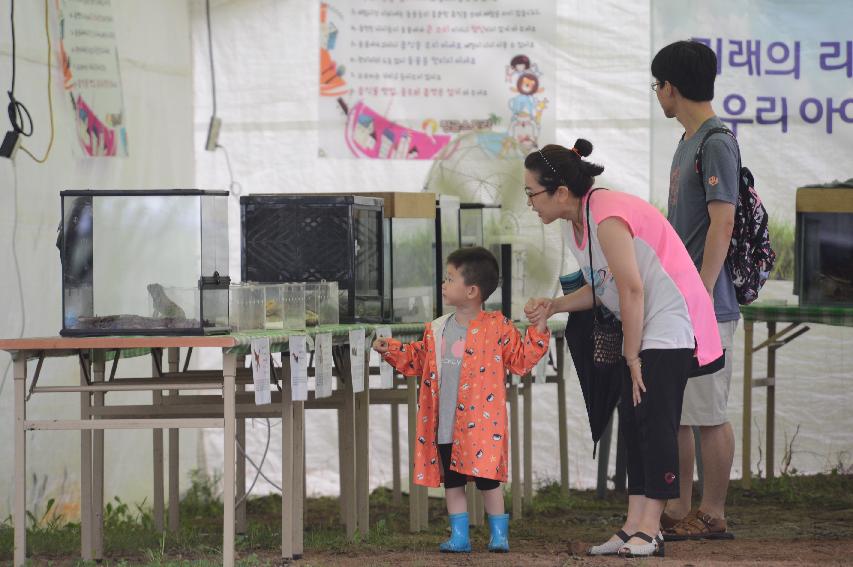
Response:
[327,191,436,219]
[796,185,853,213]
[240,194,384,208]
[459,202,502,210]
[61,189,229,197]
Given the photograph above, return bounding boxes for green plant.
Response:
[768,216,794,280]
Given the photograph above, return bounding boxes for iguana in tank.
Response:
[147,283,186,320]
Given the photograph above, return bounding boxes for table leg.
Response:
[92,352,106,560]
[509,380,521,519]
[281,355,294,559]
[766,321,776,480]
[236,390,247,534]
[152,349,165,532]
[222,352,237,567]
[167,347,180,533]
[332,346,358,539]
[407,376,420,532]
[81,352,93,560]
[556,344,569,497]
[391,381,402,505]
[14,356,28,567]
[742,320,754,488]
[294,400,305,558]
[356,386,370,535]
[522,373,533,509]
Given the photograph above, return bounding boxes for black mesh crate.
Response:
[240,195,385,323]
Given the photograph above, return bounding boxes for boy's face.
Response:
[654,80,677,118]
[442,263,479,306]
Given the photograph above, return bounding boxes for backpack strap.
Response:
[694,126,741,178]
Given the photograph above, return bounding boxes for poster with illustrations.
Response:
[56,0,129,157]
[319,1,556,160]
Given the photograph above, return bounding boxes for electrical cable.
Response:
[235,418,283,509]
[205,0,216,117]
[20,0,55,163]
[0,162,27,399]
[216,143,243,196]
[6,0,34,138]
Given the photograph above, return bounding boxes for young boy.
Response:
[373,246,550,553]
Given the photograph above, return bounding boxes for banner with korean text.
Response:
[651,0,852,220]
[319,0,556,160]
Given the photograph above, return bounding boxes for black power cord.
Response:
[2,0,34,159]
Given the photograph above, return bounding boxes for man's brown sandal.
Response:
[663,510,734,541]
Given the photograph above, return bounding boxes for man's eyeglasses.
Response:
[651,81,664,92]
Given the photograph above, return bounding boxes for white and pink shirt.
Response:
[565,189,722,365]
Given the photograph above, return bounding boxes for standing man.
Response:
[651,40,739,541]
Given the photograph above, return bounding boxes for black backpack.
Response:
[695,127,776,305]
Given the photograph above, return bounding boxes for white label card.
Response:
[250,338,271,405]
[375,326,394,389]
[348,328,365,393]
[289,335,308,401]
[315,333,333,399]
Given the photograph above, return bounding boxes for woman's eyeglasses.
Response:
[651,81,664,92]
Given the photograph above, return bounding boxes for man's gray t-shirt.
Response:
[437,315,467,444]
[668,116,740,322]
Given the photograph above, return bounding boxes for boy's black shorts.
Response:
[438,443,500,491]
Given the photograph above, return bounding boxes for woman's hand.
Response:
[628,358,645,406]
[372,338,390,354]
[524,297,552,327]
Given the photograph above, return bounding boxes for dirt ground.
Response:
[292,538,853,567]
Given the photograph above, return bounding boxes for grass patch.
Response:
[768,215,795,281]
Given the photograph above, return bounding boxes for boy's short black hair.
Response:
[651,40,717,102]
[446,246,499,301]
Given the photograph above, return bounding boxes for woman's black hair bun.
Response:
[573,138,593,158]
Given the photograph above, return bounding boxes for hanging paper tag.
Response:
[348,328,365,393]
[315,333,333,399]
[250,337,271,405]
[289,335,308,401]
[375,326,394,389]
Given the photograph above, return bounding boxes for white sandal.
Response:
[587,529,632,556]
[618,531,665,558]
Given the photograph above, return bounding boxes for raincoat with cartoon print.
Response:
[382,311,550,487]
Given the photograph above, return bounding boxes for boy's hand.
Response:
[372,338,390,354]
[524,298,551,327]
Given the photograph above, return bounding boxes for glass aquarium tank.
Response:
[357,192,436,323]
[795,185,853,306]
[230,284,265,332]
[435,195,461,317]
[305,281,340,326]
[59,189,230,336]
[459,203,501,247]
[261,283,306,331]
[240,195,385,323]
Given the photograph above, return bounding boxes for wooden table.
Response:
[0,326,369,567]
[740,303,853,488]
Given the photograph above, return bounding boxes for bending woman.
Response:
[524,139,721,558]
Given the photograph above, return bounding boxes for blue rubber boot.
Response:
[439,512,471,553]
[487,513,510,552]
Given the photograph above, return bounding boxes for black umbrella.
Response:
[560,271,624,458]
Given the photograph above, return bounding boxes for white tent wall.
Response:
[0,0,197,519]
[190,0,653,496]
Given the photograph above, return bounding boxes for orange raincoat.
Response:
[382,311,550,487]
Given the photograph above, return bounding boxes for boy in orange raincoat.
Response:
[373,247,550,553]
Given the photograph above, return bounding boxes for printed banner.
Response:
[319,0,556,159]
[56,0,128,157]
[651,0,853,219]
